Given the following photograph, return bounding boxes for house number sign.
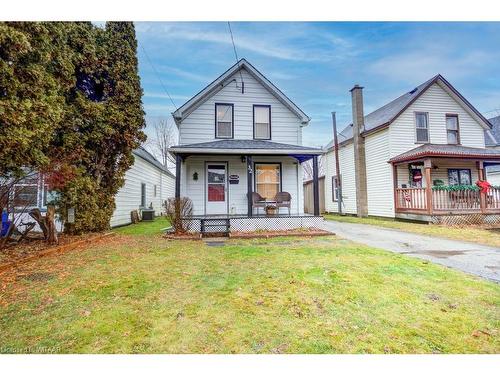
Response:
[229,175,239,184]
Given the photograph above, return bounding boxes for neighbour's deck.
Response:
[395,187,500,214]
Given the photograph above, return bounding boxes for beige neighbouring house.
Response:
[323,75,500,225]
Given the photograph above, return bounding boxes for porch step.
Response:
[200,218,230,237]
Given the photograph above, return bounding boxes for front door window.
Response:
[206,164,228,214]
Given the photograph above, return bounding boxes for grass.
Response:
[112,216,170,236]
[0,222,498,353]
[324,213,500,248]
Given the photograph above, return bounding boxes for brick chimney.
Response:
[350,84,368,217]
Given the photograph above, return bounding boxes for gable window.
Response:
[415,112,429,143]
[140,183,146,207]
[448,169,471,186]
[446,114,460,145]
[255,163,281,200]
[332,175,340,202]
[215,103,233,139]
[253,105,271,140]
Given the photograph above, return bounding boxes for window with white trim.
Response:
[415,112,429,143]
[332,175,340,202]
[446,114,460,145]
[215,103,233,138]
[253,105,271,140]
[255,163,281,200]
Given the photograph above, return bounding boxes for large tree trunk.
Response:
[29,208,48,239]
[29,207,58,245]
[46,205,58,245]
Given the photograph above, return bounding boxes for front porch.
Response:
[390,144,500,224]
[181,213,324,234]
[169,139,324,233]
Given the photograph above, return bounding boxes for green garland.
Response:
[432,184,500,191]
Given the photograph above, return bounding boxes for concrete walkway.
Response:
[321,220,500,282]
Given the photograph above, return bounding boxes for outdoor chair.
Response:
[249,192,267,215]
[274,192,291,215]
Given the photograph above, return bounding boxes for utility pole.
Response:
[332,112,343,214]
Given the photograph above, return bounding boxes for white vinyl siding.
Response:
[486,170,500,186]
[181,155,303,216]
[390,83,486,157]
[365,129,394,217]
[324,142,357,215]
[179,68,303,145]
[325,82,488,219]
[110,155,175,227]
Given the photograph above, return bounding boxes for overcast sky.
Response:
[136,22,500,147]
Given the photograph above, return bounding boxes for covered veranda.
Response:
[389,144,500,221]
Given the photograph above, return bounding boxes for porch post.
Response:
[478,161,486,213]
[424,158,432,215]
[392,163,398,213]
[246,155,253,217]
[175,154,181,199]
[312,155,320,216]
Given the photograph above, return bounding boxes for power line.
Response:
[227,22,244,91]
[140,44,178,111]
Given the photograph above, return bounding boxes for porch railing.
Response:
[395,186,500,214]
[395,188,428,212]
[486,186,500,210]
[432,189,480,212]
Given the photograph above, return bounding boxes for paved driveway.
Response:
[321,220,500,282]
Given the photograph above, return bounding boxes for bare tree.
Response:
[302,155,325,181]
[151,118,177,170]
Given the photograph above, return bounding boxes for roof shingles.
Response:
[170,139,321,152]
[486,115,500,146]
[389,144,500,163]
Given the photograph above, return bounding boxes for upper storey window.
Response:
[253,105,271,140]
[446,114,460,145]
[215,103,233,139]
[415,112,429,143]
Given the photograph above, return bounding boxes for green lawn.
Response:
[324,213,500,248]
[112,216,171,236]
[0,222,498,353]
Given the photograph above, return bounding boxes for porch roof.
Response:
[169,139,323,157]
[388,144,500,164]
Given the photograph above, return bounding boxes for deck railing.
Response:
[395,186,500,214]
[395,188,428,212]
[432,189,480,212]
[486,186,500,210]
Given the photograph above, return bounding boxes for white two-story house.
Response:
[169,59,323,233]
[324,75,500,225]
